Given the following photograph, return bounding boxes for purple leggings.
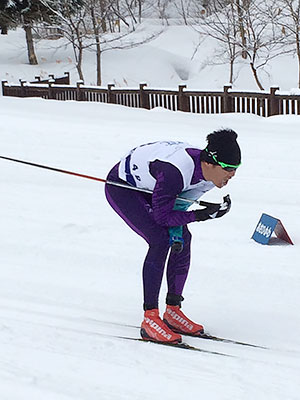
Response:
[105,164,191,310]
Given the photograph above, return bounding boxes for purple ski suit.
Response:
[105,142,214,310]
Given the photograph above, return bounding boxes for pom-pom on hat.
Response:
[202,129,241,167]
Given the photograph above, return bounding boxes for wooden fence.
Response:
[30,72,70,85]
[2,73,300,117]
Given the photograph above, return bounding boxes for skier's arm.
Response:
[149,160,197,227]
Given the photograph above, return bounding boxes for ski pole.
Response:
[0,155,213,206]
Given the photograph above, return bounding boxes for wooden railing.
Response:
[30,72,70,85]
[2,74,300,117]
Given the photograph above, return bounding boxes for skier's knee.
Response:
[148,229,169,250]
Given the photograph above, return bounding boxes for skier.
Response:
[105,129,241,344]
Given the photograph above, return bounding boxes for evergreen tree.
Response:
[0,1,83,63]
[0,0,17,34]
[39,0,85,18]
[0,1,51,63]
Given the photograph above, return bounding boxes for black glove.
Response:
[194,195,231,221]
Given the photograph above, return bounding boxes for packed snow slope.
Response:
[0,96,300,399]
[0,24,300,91]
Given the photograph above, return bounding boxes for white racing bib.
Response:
[119,141,215,198]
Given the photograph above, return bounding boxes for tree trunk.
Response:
[180,0,188,25]
[71,22,85,82]
[91,6,102,86]
[100,0,107,32]
[24,24,38,65]
[125,0,137,27]
[236,0,247,59]
[296,31,300,88]
[250,62,264,90]
[228,37,236,85]
[229,58,234,84]
[76,45,84,81]
[95,42,101,86]
[138,0,142,23]
[1,25,8,35]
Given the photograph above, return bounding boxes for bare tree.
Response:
[39,0,162,84]
[197,0,240,84]
[274,0,300,88]
[38,0,88,80]
[191,0,287,90]
[85,0,163,85]
[173,0,205,25]
[155,0,170,24]
[240,0,287,90]
[175,0,190,25]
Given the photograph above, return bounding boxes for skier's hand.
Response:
[194,195,231,221]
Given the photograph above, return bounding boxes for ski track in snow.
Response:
[1,295,300,400]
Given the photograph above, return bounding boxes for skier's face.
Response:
[202,163,237,188]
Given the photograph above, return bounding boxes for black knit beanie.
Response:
[201,129,241,166]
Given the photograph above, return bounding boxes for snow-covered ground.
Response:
[1,18,300,400]
[1,95,300,399]
[1,24,300,91]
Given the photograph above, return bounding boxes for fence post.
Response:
[107,84,116,104]
[178,85,190,112]
[19,80,27,97]
[48,80,56,99]
[76,80,84,101]
[268,86,280,116]
[1,80,8,96]
[139,83,150,109]
[222,85,233,113]
[64,71,70,85]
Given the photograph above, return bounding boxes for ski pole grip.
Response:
[198,200,220,207]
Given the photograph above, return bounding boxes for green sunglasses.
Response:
[205,148,241,171]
